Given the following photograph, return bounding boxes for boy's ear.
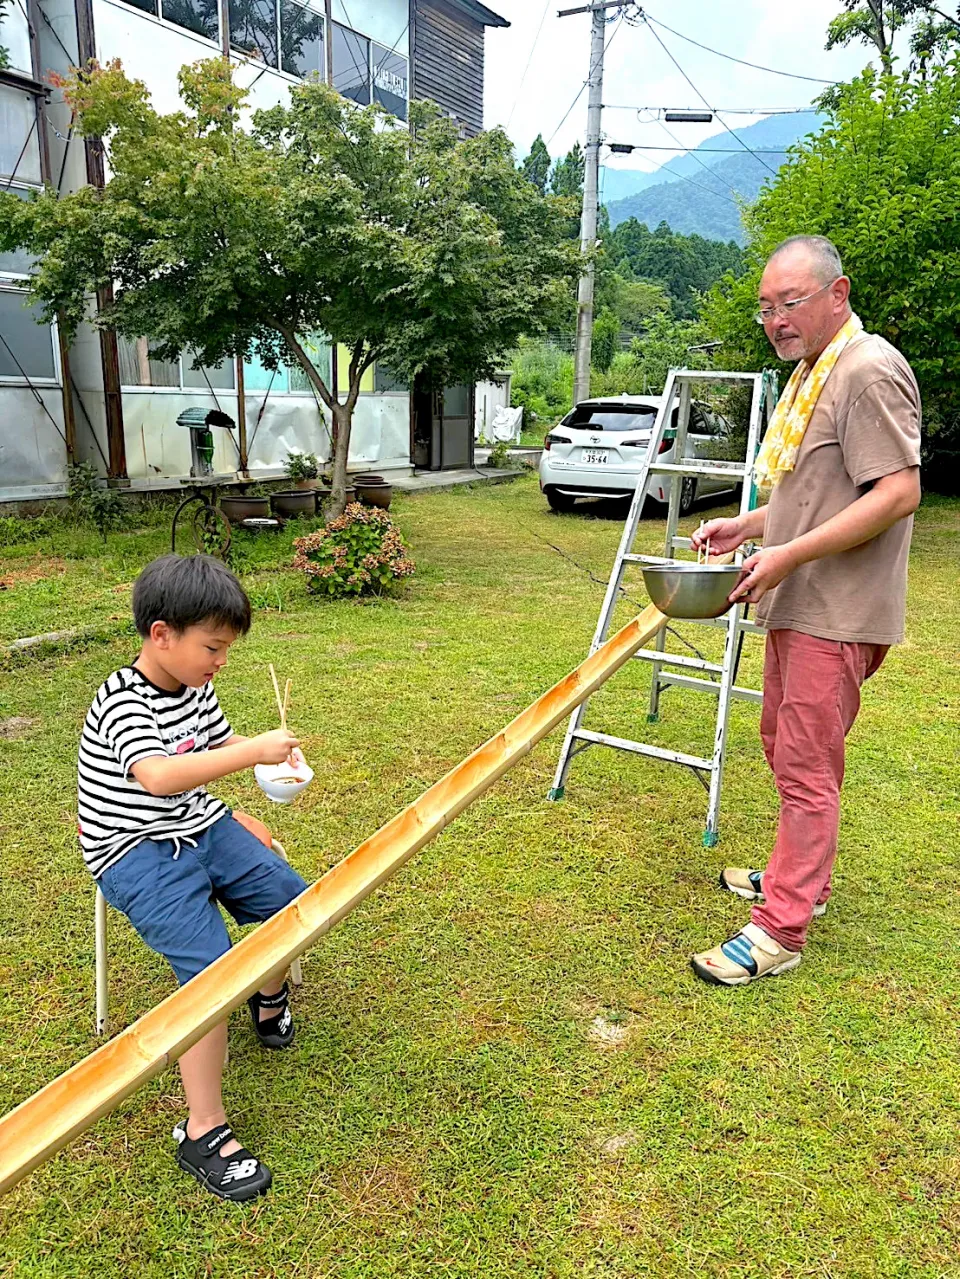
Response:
[149,620,175,648]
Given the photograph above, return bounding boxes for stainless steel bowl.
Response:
[640,562,744,619]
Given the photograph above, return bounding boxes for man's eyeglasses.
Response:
[755,279,839,325]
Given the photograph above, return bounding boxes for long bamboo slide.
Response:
[0,600,671,1195]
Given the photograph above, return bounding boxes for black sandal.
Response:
[247,982,295,1049]
[173,1120,272,1202]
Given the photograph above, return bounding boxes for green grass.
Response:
[0,480,958,1278]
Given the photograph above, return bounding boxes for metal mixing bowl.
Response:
[640,562,745,619]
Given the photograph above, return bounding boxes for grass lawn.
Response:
[0,477,958,1278]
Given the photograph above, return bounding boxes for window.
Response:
[117,337,236,389]
[0,84,42,185]
[372,44,407,122]
[289,333,332,391]
[0,186,36,275]
[374,363,408,393]
[161,0,219,43]
[0,288,57,381]
[0,1,33,76]
[281,0,324,78]
[118,0,219,42]
[562,406,658,433]
[332,22,370,105]
[230,0,279,64]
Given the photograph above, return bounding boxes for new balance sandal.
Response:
[173,1120,271,1202]
[247,982,295,1049]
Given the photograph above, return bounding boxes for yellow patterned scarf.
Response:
[754,313,863,491]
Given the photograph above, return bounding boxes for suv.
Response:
[538,395,739,515]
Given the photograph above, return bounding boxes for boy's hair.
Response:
[132,554,252,638]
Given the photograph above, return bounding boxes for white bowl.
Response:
[254,760,314,804]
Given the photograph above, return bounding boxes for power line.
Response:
[605,104,813,115]
[612,157,742,208]
[609,144,789,153]
[641,10,839,85]
[653,113,741,197]
[546,11,623,149]
[639,14,780,177]
[506,0,552,130]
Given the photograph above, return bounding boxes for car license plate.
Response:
[582,448,608,465]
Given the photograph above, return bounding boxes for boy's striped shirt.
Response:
[78,666,233,877]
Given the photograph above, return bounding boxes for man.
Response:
[689,235,921,987]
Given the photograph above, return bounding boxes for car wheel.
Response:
[546,488,578,513]
[679,476,697,516]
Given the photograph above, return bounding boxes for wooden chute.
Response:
[0,602,668,1195]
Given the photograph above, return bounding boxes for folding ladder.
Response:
[547,367,779,846]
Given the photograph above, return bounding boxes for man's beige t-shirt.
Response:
[755,331,921,645]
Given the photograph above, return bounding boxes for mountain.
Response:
[604,111,823,245]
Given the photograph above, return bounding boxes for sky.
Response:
[483,1,894,181]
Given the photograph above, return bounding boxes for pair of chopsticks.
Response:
[696,519,712,566]
[268,664,292,731]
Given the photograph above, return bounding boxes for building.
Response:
[0,0,508,503]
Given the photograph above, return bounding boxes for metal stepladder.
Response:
[547,367,779,847]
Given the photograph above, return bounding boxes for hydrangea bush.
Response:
[293,504,415,598]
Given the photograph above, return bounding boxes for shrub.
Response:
[67,462,126,541]
[283,451,320,482]
[293,504,415,598]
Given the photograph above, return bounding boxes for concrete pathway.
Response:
[391,464,524,493]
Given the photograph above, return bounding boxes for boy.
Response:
[78,553,309,1201]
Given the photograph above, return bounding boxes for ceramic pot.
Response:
[355,482,393,511]
[270,490,317,519]
[351,473,385,486]
[220,495,270,523]
[293,478,320,491]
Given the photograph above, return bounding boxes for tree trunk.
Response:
[328,401,353,517]
[276,327,370,519]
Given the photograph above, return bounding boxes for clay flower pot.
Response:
[270,490,317,519]
[351,473,385,486]
[355,482,393,511]
[220,494,270,523]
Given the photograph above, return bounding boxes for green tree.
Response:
[591,309,620,374]
[591,312,712,398]
[702,61,960,491]
[0,60,581,513]
[0,0,11,68]
[520,132,551,195]
[605,218,744,319]
[551,142,585,198]
[825,2,960,74]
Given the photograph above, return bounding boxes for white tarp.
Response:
[483,405,523,443]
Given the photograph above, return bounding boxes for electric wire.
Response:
[639,15,780,177]
[641,10,839,85]
[506,0,552,130]
[546,10,624,149]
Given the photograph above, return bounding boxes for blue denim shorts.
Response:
[97,814,309,985]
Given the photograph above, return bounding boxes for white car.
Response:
[538,394,740,516]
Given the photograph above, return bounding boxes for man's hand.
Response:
[254,729,301,766]
[728,544,798,605]
[690,517,747,558]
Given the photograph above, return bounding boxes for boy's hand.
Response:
[255,729,301,765]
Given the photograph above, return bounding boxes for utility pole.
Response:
[559,1,623,405]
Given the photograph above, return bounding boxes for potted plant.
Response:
[270,489,318,519]
[221,491,270,522]
[283,451,321,490]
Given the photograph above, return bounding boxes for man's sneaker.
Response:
[719,867,827,918]
[173,1120,272,1202]
[691,921,801,987]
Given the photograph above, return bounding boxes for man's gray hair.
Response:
[768,235,844,285]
